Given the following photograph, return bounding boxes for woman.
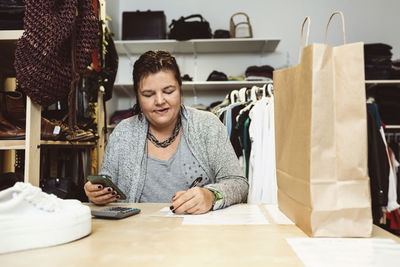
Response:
[84,50,248,214]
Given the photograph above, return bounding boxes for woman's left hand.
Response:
[171,187,215,214]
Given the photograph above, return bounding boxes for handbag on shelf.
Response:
[273,12,372,237]
[213,29,230,39]
[229,12,253,38]
[0,0,25,30]
[168,14,212,41]
[122,10,166,40]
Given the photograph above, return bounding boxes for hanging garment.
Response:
[229,103,247,157]
[369,102,400,212]
[387,149,400,212]
[248,96,276,204]
[235,106,253,178]
[385,209,400,230]
[367,108,389,224]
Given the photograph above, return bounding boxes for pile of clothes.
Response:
[364,43,400,80]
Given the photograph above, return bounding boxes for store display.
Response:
[168,14,212,40]
[122,10,166,40]
[274,13,372,237]
[0,182,91,254]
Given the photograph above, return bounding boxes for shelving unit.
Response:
[365,80,400,84]
[365,79,400,130]
[0,30,42,186]
[0,140,96,149]
[0,30,24,40]
[106,37,280,132]
[115,38,280,55]
[114,80,271,95]
[0,3,106,185]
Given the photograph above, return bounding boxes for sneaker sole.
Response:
[0,210,91,254]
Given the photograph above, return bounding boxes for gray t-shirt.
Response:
[139,133,210,203]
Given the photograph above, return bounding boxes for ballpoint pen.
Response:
[170,176,203,212]
[189,176,202,189]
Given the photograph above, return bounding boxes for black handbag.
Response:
[168,14,212,41]
[122,10,166,40]
[0,0,25,30]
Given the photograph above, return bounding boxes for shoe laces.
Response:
[17,183,61,212]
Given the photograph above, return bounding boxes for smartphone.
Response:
[87,174,127,200]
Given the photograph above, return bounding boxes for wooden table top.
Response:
[1,203,399,267]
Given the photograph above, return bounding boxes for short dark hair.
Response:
[132,50,182,116]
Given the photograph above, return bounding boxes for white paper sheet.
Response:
[155,204,269,225]
[182,204,269,225]
[264,204,294,224]
[286,238,400,267]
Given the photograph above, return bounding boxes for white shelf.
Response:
[365,80,400,84]
[385,125,400,129]
[115,38,280,55]
[182,81,271,90]
[114,80,271,92]
[0,140,96,150]
[0,30,23,41]
[0,140,25,150]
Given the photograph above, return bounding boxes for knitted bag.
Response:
[14,0,98,107]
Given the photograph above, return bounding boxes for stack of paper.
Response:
[286,238,400,267]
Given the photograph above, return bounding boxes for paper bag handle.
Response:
[325,11,346,44]
[298,16,311,63]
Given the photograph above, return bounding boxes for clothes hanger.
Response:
[267,83,274,97]
[260,83,267,98]
[250,86,258,102]
[238,87,247,103]
[230,90,239,103]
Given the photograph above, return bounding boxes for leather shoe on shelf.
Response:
[0,90,25,128]
[0,111,25,140]
[0,90,62,140]
[41,117,62,141]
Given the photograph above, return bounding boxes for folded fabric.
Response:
[364,43,393,56]
[207,70,228,81]
[110,108,134,125]
[245,65,274,79]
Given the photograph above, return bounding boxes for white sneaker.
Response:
[0,182,91,254]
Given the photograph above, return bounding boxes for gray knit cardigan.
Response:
[100,107,249,208]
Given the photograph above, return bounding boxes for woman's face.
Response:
[138,70,181,130]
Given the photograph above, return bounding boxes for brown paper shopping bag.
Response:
[273,12,372,237]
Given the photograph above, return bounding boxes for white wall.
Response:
[105,0,400,120]
[108,0,400,66]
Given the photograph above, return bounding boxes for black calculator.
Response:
[91,206,141,219]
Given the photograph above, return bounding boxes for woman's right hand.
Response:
[84,181,119,205]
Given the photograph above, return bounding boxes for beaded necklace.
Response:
[147,116,181,148]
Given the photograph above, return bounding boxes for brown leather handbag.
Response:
[229,12,253,38]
